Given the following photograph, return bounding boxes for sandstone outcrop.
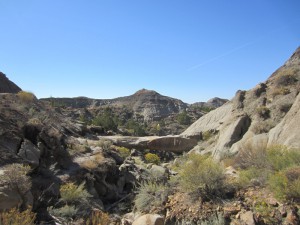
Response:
[102,135,197,153]
[182,46,300,159]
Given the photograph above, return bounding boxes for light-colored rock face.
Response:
[132,214,164,225]
[182,47,300,159]
[268,92,300,148]
[182,102,233,138]
[18,139,41,168]
[101,135,197,153]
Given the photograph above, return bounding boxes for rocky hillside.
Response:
[182,46,300,160]
[42,89,188,122]
[0,72,22,93]
[41,89,227,136]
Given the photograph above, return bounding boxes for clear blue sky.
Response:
[0,0,299,103]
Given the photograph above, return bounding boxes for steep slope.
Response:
[0,72,22,93]
[182,46,300,159]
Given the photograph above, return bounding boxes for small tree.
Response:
[177,111,191,125]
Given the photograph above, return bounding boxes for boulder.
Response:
[103,135,197,153]
[148,136,197,153]
[240,211,256,225]
[0,186,23,210]
[18,139,41,168]
[132,214,164,225]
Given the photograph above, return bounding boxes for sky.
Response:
[0,0,299,103]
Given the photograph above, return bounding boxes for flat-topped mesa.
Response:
[0,72,22,94]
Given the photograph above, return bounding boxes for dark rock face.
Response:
[0,72,22,93]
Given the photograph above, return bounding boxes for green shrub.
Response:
[134,181,171,213]
[177,111,191,125]
[92,107,118,131]
[126,119,146,136]
[267,145,300,171]
[238,167,270,188]
[48,205,78,220]
[60,182,91,204]
[17,91,36,102]
[268,166,300,201]
[116,146,131,159]
[178,154,225,199]
[145,153,161,165]
[202,130,213,141]
[0,207,36,225]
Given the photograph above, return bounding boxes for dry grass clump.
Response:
[0,164,31,196]
[85,210,111,225]
[0,207,36,225]
[275,73,298,87]
[134,181,171,213]
[80,153,105,170]
[256,106,270,119]
[17,91,36,102]
[251,120,276,134]
[270,87,290,97]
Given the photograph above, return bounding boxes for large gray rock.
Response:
[132,214,164,225]
[18,139,41,168]
[0,186,23,210]
[268,93,300,148]
[182,102,233,138]
[148,136,198,153]
[240,211,256,225]
[103,135,197,153]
